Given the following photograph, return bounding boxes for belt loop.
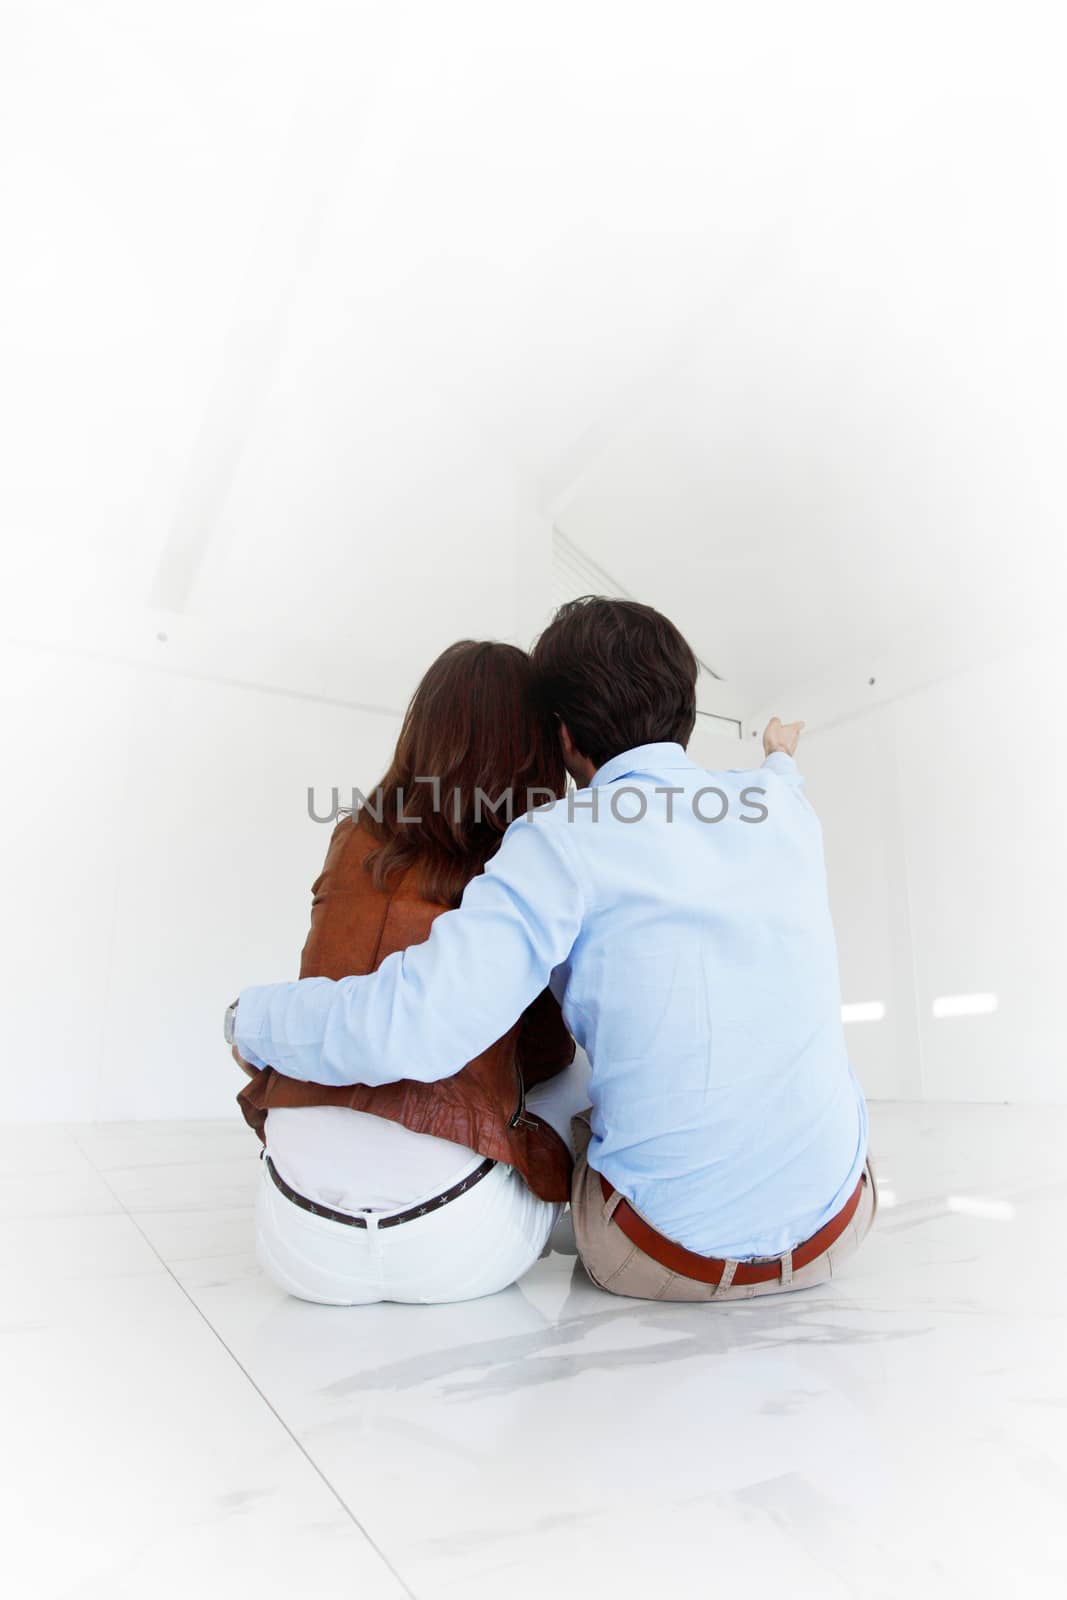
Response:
[779,1249,793,1286]
[603,1187,625,1221]
[363,1209,383,1257]
[711,1259,738,1298]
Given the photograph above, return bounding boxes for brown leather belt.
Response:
[265,1152,497,1229]
[599,1170,867,1286]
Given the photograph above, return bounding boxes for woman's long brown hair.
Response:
[359,641,567,908]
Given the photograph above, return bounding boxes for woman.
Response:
[238,640,586,1305]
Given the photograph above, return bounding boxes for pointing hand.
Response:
[762,716,805,758]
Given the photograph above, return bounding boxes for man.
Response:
[231,597,874,1301]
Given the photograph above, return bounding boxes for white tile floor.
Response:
[3,1103,1066,1600]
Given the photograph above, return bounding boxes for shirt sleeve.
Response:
[760,751,803,784]
[234,813,586,1088]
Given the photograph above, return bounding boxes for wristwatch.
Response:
[223,997,239,1047]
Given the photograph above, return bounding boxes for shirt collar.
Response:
[590,742,697,788]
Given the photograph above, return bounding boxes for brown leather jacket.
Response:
[237,816,575,1201]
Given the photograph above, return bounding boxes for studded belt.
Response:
[264,1151,497,1229]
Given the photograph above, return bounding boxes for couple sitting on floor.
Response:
[231,596,875,1305]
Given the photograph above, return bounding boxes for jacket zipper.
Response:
[509,1060,535,1129]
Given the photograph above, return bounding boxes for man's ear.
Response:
[558,721,578,762]
[558,721,597,786]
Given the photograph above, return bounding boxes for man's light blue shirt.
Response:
[237,743,868,1258]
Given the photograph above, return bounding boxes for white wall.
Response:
[0,637,401,1121]
[802,633,1067,1105]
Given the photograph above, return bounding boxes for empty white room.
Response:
[1,4,1065,1597]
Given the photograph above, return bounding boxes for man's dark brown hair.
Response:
[530,596,698,771]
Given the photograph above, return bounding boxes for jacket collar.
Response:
[590,742,697,789]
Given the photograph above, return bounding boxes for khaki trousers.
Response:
[571,1111,877,1303]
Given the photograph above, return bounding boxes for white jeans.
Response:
[255,1053,590,1306]
[255,1153,561,1305]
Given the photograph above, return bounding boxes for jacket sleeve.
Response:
[516,988,575,1089]
[297,816,356,979]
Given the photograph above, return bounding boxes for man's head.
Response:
[530,596,699,781]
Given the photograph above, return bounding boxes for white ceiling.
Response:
[2,1,1064,715]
